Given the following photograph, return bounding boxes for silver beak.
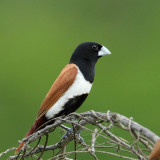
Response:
[98,46,111,56]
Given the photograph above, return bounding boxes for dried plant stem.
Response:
[3,110,159,160]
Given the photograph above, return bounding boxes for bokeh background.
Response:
[0,0,160,159]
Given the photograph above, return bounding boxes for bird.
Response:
[15,41,111,153]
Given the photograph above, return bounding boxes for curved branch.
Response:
[2,110,159,160]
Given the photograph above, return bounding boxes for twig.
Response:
[72,124,77,160]
[37,134,48,160]
[91,128,98,154]
[4,110,159,160]
[0,147,16,158]
[25,137,41,157]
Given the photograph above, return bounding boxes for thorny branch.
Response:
[1,110,159,160]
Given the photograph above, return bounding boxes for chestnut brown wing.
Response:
[37,64,78,120]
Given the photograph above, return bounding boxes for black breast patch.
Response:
[54,94,88,117]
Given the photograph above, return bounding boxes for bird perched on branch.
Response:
[15,42,111,153]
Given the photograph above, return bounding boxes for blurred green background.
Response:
[0,0,160,159]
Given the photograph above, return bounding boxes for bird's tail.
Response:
[15,117,45,153]
[15,124,36,153]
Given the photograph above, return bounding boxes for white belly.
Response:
[45,69,92,119]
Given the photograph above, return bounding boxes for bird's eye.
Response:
[92,45,99,51]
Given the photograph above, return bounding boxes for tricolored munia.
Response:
[15,42,111,153]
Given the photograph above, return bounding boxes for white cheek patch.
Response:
[46,69,92,119]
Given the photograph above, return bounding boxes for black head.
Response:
[69,42,111,83]
[70,42,111,65]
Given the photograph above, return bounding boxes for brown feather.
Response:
[15,64,78,153]
[149,139,160,160]
[15,116,46,153]
[37,64,78,119]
